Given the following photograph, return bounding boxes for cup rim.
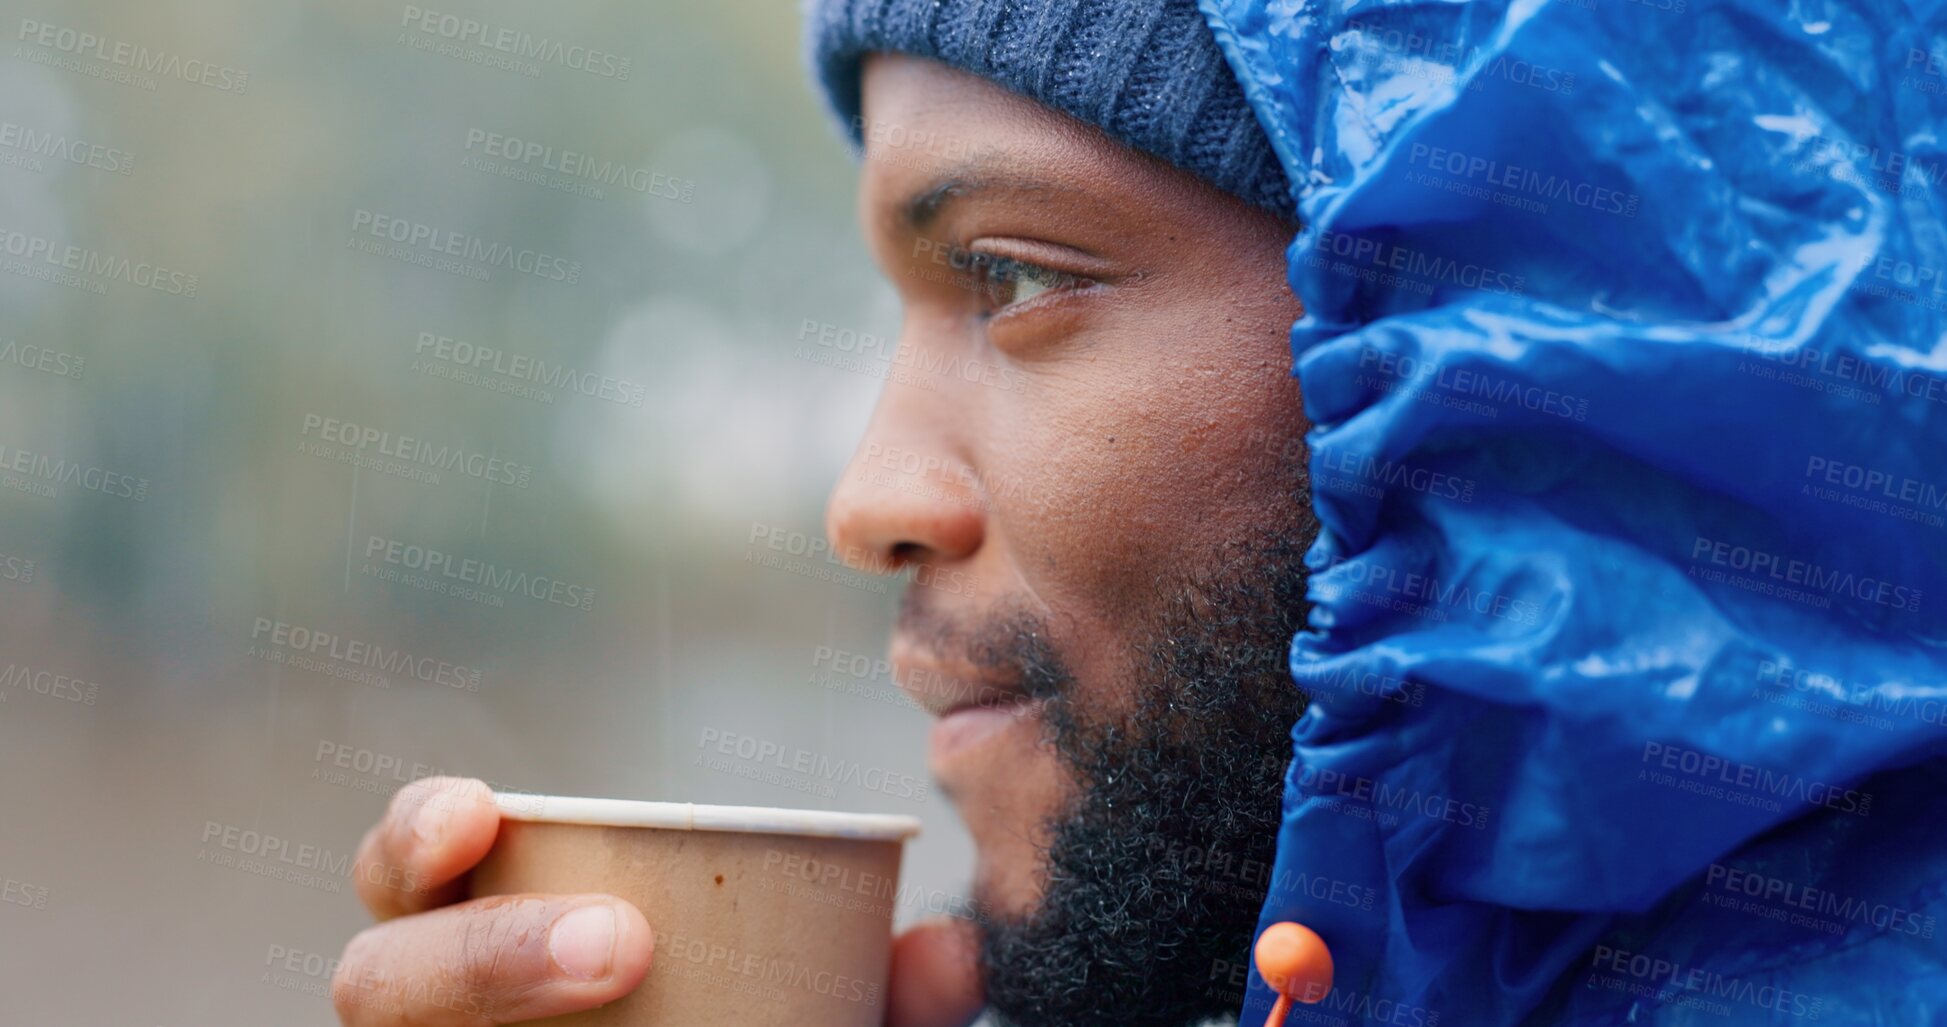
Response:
[494,793,922,840]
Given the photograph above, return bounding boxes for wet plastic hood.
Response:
[1198,0,1947,1023]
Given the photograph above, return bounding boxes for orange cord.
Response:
[1263,993,1292,1027]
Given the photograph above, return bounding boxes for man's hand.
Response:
[332,776,986,1027]
[888,918,986,1027]
[332,778,655,1025]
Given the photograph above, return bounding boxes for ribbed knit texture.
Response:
[806,0,1297,222]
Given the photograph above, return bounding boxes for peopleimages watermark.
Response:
[309,945,498,1021]
[397,5,632,80]
[310,742,538,802]
[14,18,249,93]
[1752,658,1946,732]
[1688,536,1923,613]
[794,321,936,393]
[745,522,977,598]
[361,535,596,612]
[0,226,198,297]
[0,338,85,380]
[262,944,343,1002]
[0,120,134,176]
[1848,251,1947,315]
[1800,454,1947,530]
[1702,863,1936,939]
[1905,46,1947,96]
[1731,338,1881,406]
[808,645,926,714]
[297,413,535,488]
[0,662,100,706]
[0,440,149,502]
[1299,662,1428,708]
[1304,230,1525,297]
[1585,945,1822,1020]
[1403,143,1641,218]
[853,442,1042,513]
[1295,764,1491,829]
[264,944,491,1020]
[851,114,976,170]
[347,208,581,284]
[795,318,1023,392]
[197,820,418,896]
[1791,134,1947,199]
[1348,18,1576,95]
[757,848,984,924]
[1732,333,1947,406]
[250,618,482,692]
[334,971,495,1021]
[1639,741,1871,817]
[1208,959,1442,1026]
[804,643,1030,718]
[1,876,49,912]
[1141,835,1377,911]
[461,129,691,203]
[0,549,35,584]
[411,330,646,408]
[746,524,889,596]
[1312,553,1549,628]
[658,932,882,1007]
[694,727,931,804]
[1357,346,1589,421]
[1313,446,1478,504]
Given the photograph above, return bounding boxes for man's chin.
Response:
[927,698,1046,788]
[966,858,1041,925]
[931,708,1068,916]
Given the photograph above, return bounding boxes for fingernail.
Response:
[550,905,617,980]
[410,796,444,848]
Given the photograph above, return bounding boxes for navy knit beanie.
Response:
[806,0,1297,222]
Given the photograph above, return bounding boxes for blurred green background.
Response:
[0,1,965,1022]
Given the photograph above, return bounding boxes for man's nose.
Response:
[825,430,986,575]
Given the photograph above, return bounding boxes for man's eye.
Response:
[965,252,1082,314]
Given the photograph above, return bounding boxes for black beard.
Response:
[969,533,1312,1027]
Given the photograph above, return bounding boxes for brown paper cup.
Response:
[472,794,922,1026]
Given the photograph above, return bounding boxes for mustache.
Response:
[896,587,1069,703]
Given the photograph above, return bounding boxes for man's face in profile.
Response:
[824,54,1317,1027]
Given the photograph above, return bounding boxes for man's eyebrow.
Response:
[895,170,1065,232]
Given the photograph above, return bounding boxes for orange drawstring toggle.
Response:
[1255,921,1334,1027]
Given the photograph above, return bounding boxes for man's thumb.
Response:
[887,917,985,1027]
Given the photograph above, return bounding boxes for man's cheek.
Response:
[994,443,1189,604]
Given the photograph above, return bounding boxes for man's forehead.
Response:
[856,54,1122,221]
[877,161,1072,234]
[852,53,1252,244]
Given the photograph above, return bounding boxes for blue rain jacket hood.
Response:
[1194,1,1947,1024]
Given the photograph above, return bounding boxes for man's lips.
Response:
[930,702,1035,763]
[888,636,1036,766]
[888,636,1028,717]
